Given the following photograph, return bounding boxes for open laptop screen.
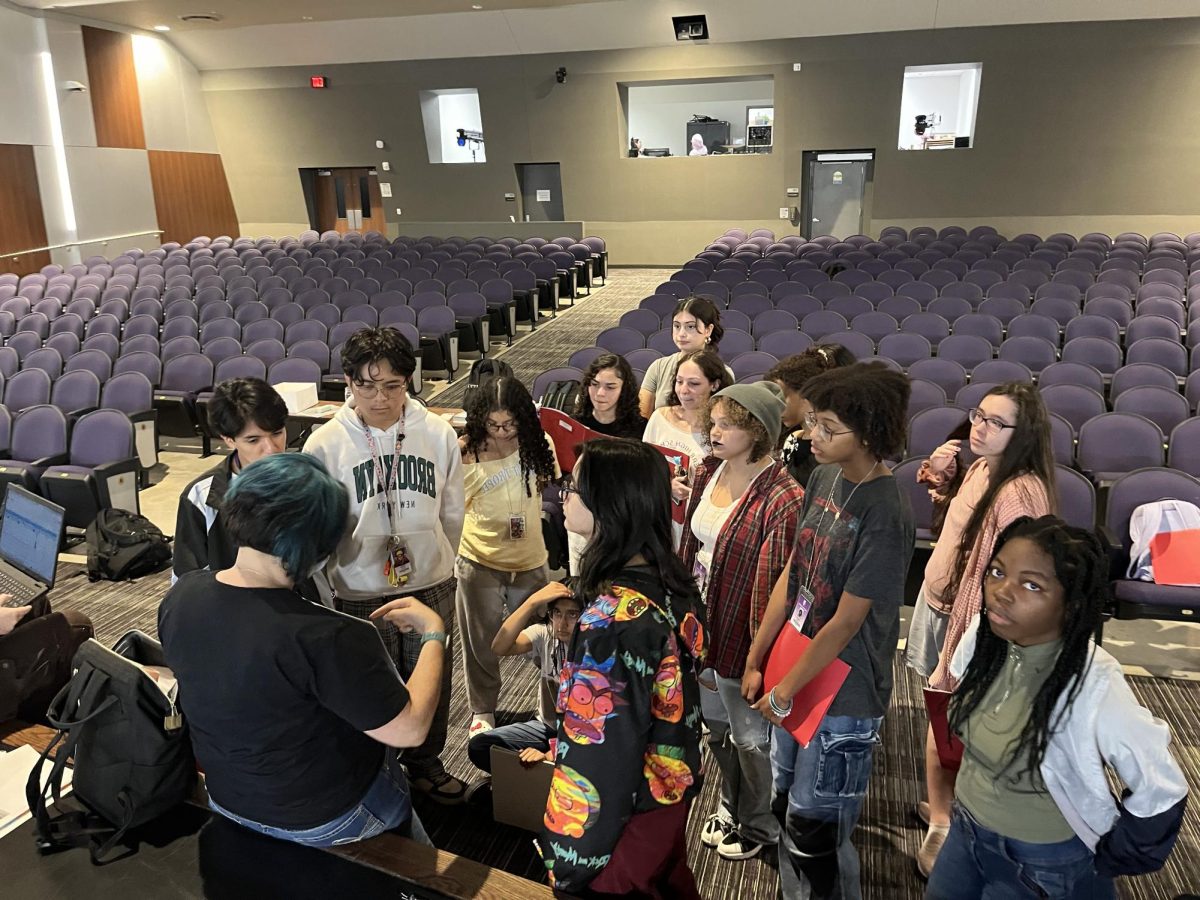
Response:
[0,485,65,586]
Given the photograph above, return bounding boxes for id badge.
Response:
[384,535,412,587]
[508,514,526,541]
[790,585,814,632]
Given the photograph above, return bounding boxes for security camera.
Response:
[62,81,88,93]
[555,67,567,84]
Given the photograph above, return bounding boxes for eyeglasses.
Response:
[968,408,1017,433]
[352,379,406,399]
[559,475,580,503]
[804,412,854,443]
[486,419,518,433]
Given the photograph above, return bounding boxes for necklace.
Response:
[802,460,882,592]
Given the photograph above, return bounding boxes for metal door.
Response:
[516,163,565,222]
[801,151,874,238]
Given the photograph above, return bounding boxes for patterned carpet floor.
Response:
[52,558,1200,900]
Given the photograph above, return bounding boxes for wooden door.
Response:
[313,168,386,234]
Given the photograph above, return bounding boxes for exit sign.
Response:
[310,75,327,89]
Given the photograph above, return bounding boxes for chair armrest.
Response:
[1096,524,1129,583]
[94,457,141,481]
[31,452,69,468]
[127,409,157,425]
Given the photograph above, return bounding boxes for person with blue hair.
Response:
[159,452,447,848]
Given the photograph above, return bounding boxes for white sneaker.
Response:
[700,814,735,849]
[469,713,495,736]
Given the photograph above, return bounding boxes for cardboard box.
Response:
[273,382,318,415]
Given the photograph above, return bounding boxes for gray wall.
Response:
[201,19,1200,265]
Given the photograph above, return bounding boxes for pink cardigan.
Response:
[925,465,1052,691]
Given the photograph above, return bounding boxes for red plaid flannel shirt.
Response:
[679,456,805,679]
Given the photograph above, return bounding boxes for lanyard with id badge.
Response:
[361,415,412,588]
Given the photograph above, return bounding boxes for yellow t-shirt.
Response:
[458,433,559,572]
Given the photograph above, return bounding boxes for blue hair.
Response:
[223,453,349,581]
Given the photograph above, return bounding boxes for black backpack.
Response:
[540,380,581,412]
[86,509,173,582]
[464,358,515,396]
[27,631,197,864]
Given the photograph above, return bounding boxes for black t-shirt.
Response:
[158,573,409,829]
[577,410,648,439]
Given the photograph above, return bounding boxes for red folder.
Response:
[762,622,851,747]
[922,687,963,771]
[1149,528,1200,587]
[647,445,692,525]
[538,407,600,472]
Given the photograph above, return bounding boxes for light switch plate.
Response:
[395,208,402,215]
[375,140,385,149]
[793,63,802,72]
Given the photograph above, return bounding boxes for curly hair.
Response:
[666,348,733,407]
[573,353,643,436]
[461,377,557,497]
[765,343,856,392]
[800,362,910,459]
[950,515,1108,780]
[673,296,725,349]
[698,395,773,463]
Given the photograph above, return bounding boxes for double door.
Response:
[314,168,387,233]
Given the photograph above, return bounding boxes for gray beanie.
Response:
[713,382,784,448]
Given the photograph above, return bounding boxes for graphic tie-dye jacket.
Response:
[541,566,706,892]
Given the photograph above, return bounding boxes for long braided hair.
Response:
[949,515,1110,780]
[461,376,557,497]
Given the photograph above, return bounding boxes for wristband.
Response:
[420,631,447,646]
[768,688,793,717]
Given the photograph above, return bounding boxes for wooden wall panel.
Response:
[0,143,51,277]
[147,150,239,244]
[81,26,145,150]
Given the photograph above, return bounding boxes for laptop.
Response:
[0,485,66,607]
[490,746,553,832]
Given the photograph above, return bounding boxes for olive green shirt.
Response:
[956,638,1075,843]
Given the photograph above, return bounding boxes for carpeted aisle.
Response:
[53,558,1200,900]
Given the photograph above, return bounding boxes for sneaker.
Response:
[716,830,764,861]
[464,777,493,806]
[410,770,467,806]
[914,800,931,828]
[469,713,495,737]
[916,825,949,879]
[700,814,735,848]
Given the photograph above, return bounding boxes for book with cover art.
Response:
[763,622,851,747]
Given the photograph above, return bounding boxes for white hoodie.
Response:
[304,401,465,600]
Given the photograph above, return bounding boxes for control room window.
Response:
[898,63,982,150]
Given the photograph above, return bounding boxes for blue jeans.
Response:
[209,750,430,849]
[926,803,1115,900]
[700,674,779,844]
[467,718,556,773]
[771,714,883,900]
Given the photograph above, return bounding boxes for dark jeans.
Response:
[467,718,555,773]
[925,803,1115,900]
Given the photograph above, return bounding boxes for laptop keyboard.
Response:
[0,569,37,604]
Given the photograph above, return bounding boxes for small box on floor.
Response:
[272,383,318,415]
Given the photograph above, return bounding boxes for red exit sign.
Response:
[310,75,327,89]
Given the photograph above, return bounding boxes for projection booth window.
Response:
[898,63,982,150]
[623,77,774,157]
[420,88,486,164]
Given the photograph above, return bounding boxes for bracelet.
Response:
[768,688,793,717]
[420,631,447,646]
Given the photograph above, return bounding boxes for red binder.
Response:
[922,687,964,771]
[762,622,851,746]
[538,407,600,472]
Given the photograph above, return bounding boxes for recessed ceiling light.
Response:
[153,24,170,31]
